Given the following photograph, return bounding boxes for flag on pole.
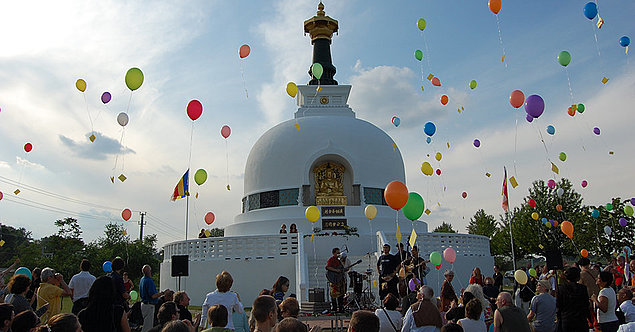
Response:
[171,169,190,201]
[502,167,509,212]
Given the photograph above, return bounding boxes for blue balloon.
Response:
[424,122,436,136]
[620,36,630,47]
[546,125,555,135]
[392,117,400,127]
[592,209,600,218]
[584,2,597,20]
[103,261,112,273]
[426,137,431,144]
[14,267,32,279]
[541,218,548,224]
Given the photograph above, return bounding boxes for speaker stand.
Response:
[178,276,182,291]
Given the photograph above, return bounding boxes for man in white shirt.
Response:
[68,259,96,315]
[619,288,635,323]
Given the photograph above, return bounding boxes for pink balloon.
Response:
[121,208,132,221]
[547,179,556,189]
[221,125,231,139]
[581,180,588,188]
[24,143,32,153]
[462,191,468,199]
[443,247,457,263]
[187,100,203,121]
[205,212,215,225]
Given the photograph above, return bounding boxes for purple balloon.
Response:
[525,95,545,118]
[101,92,111,104]
[408,278,421,292]
[593,127,600,135]
[473,139,481,148]
[526,114,534,123]
[631,198,635,206]
[620,218,628,227]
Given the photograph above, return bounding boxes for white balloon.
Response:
[556,188,564,197]
[604,226,612,235]
[117,112,129,127]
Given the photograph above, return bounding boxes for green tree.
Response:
[587,198,635,259]
[207,228,224,237]
[54,217,82,239]
[467,209,497,238]
[0,224,32,266]
[433,222,456,233]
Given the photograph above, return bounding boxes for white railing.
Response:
[381,232,490,257]
[163,234,299,262]
[295,232,309,302]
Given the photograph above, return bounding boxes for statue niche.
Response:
[313,162,347,206]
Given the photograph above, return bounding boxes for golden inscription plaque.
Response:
[314,162,346,206]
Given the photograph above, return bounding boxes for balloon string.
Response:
[565,68,574,105]
[312,237,318,284]
[532,122,551,163]
[112,128,125,172]
[496,15,507,69]
[188,122,194,169]
[126,92,133,114]
[83,93,94,132]
[590,24,605,70]
[240,61,248,98]
[225,139,230,189]
[120,129,127,172]
[513,114,519,178]
[421,31,432,74]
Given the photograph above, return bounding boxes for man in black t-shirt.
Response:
[403,246,430,289]
[377,244,399,300]
[493,264,504,292]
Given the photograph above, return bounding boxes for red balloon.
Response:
[205,212,215,225]
[239,44,250,58]
[431,77,441,87]
[441,95,449,105]
[556,204,563,212]
[384,181,409,210]
[462,191,468,199]
[567,107,575,117]
[528,198,536,207]
[509,90,525,108]
[221,125,231,139]
[122,208,132,221]
[435,265,441,270]
[187,100,203,121]
[488,0,502,14]
[436,169,441,175]
[24,143,32,153]
[0,191,3,201]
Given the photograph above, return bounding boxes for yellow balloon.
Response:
[286,82,298,98]
[514,270,528,285]
[435,152,442,161]
[421,162,434,176]
[365,205,377,220]
[76,79,86,92]
[305,206,320,223]
[531,212,539,220]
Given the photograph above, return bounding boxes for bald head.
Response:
[142,265,151,276]
[497,292,512,307]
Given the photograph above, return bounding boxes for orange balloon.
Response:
[239,44,250,58]
[441,95,449,105]
[560,220,574,239]
[509,90,524,108]
[553,220,559,227]
[489,0,502,14]
[556,204,563,212]
[431,77,441,87]
[567,108,576,116]
[384,181,409,210]
[581,249,589,257]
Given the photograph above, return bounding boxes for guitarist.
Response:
[377,244,399,301]
[325,248,346,312]
[404,246,431,288]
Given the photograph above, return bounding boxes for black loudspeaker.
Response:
[545,250,563,270]
[171,255,189,277]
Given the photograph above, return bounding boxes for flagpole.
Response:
[185,195,189,241]
[503,167,516,271]
[507,211,516,271]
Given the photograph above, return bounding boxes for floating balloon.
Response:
[311,63,323,80]
[14,267,32,279]
[426,137,431,144]
[509,90,525,108]
[24,143,32,153]
[541,218,548,224]
[424,122,436,136]
[557,51,571,67]
[525,95,545,119]
[130,290,139,301]
[101,92,111,104]
[76,79,86,92]
[305,206,320,223]
[632,198,635,206]
[403,192,425,221]
[592,209,600,218]
[117,113,129,127]
[581,249,589,258]
[417,18,426,31]
[604,226,612,235]
[443,248,457,263]
[514,270,528,285]
[532,212,539,220]
[606,203,613,211]
[620,218,628,227]
[528,268,537,278]
[365,205,377,220]
[462,192,468,199]
[473,139,480,148]
[421,162,434,176]
[561,221,574,239]
[429,251,442,266]
[584,2,598,20]
[392,117,400,127]
[625,205,634,217]
[620,36,631,47]
[408,278,421,292]
[384,181,409,210]
[435,152,442,161]
[239,44,250,58]
[431,77,441,87]
[436,169,441,176]
[488,0,502,14]
[558,152,567,162]
[122,208,132,221]
[577,104,585,113]
[103,261,112,273]
[545,221,552,228]
[526,114,534,123]
[528,199,536,208]
[0,191,3,201]
[547,179,556,189]
[581,180,588,188]
[440,95,448,105]
[125,68,144,91]
[553,220,559,227]
[186,100,203,121]
[194,169,207,185]
[415,50,423,61]
[205,212,215,225]
[469,80,477,89]
[556,204,563,212]
[593,127,600,135]
[567,107,576,117]
[546,125,555,135]
[221,125,231,138]
[286,82,298,98]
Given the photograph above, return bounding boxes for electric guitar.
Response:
[326,259,362,284]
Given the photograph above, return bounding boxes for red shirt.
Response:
[327,256,342,269]
[616,266,625,286]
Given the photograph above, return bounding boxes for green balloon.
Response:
[606,203,613,211]
[414,50,423,61]
[558,51,571,67]
[559,152,567,161]
[429,251,442,266]
[402,192,424,221]
[194,169,207,185]
[417,18,426,31]
[624,205,633,217]
[577,103,585,113]
[311,63,323,80]
[469,80,477,89]
[130,290,138,301]
[125,67,144,91]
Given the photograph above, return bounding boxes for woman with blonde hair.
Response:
[200,271,244,330]
[469,267,484,286]
[464,283,494,327]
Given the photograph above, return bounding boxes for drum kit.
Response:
[343,257,377,311]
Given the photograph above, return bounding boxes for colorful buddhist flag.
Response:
[502,167,509,212]
[171,169,190,201]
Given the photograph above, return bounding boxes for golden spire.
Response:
[304,2,338,42]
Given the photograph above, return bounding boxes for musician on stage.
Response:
[403,246,431,288]
[325,247,346,313]
[395,243,411,264]
[377,244,399,301]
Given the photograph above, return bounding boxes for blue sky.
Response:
[0,0,633,246]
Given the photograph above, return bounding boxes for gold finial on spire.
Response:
[304,1,338,42]
[317,2,325,16]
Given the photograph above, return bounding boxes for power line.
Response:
[2,195,114,222]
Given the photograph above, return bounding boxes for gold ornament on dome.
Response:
[314,162,346,206]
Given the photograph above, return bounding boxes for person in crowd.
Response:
[458,299,486,332]
[200,271,244,330]
[578,257,600,329]
[616,255,627,290]
[231,295,250,332]
[326,248,346,312]
[6,274,48,316]
[123,272,134,293]
[0,259,20,291]
[482,277,498,309]
[440,270,459,312]
[155,289,175,324]
[198,229,207,239]
[161,320,195,332]
[174,291,192,323]
[527,280,556,332]
[592,271,619,332]
[377,244,399,301]
[446,291,475,323]
[37,267,72,323]
[11,310,39,332]
[556,267,591,332]
[493,292,531,332]
[515,274,536,315]
[403,246,430,288]
[289,224,298,233]
[275,318,307,332]
[202,305,232,332]
[27,268,41,310]
[441,323,464,332]
[279,298,300,319]
[538,266,556,297]
[618,288,635,323]
[279,224,287,234]
[36,313,82,332]
[464,284,494,327]
[469,268,484,286]
[251,295,277,332]
[272,276,290,302]
[374,293,402,332]
[68,259,96,315]
[402,285,442,332]
[400,283,420,317]
[492,265,503,293]
[77,275,130,332]
[0,304,14,332]
[624,257,635,289]
[349,310,379,332]
[148,302,179,332]
[139,264,165,332]
[109,258,131,308]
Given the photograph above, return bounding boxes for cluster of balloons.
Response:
[122,208,132,221]
[383,181,426,221]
